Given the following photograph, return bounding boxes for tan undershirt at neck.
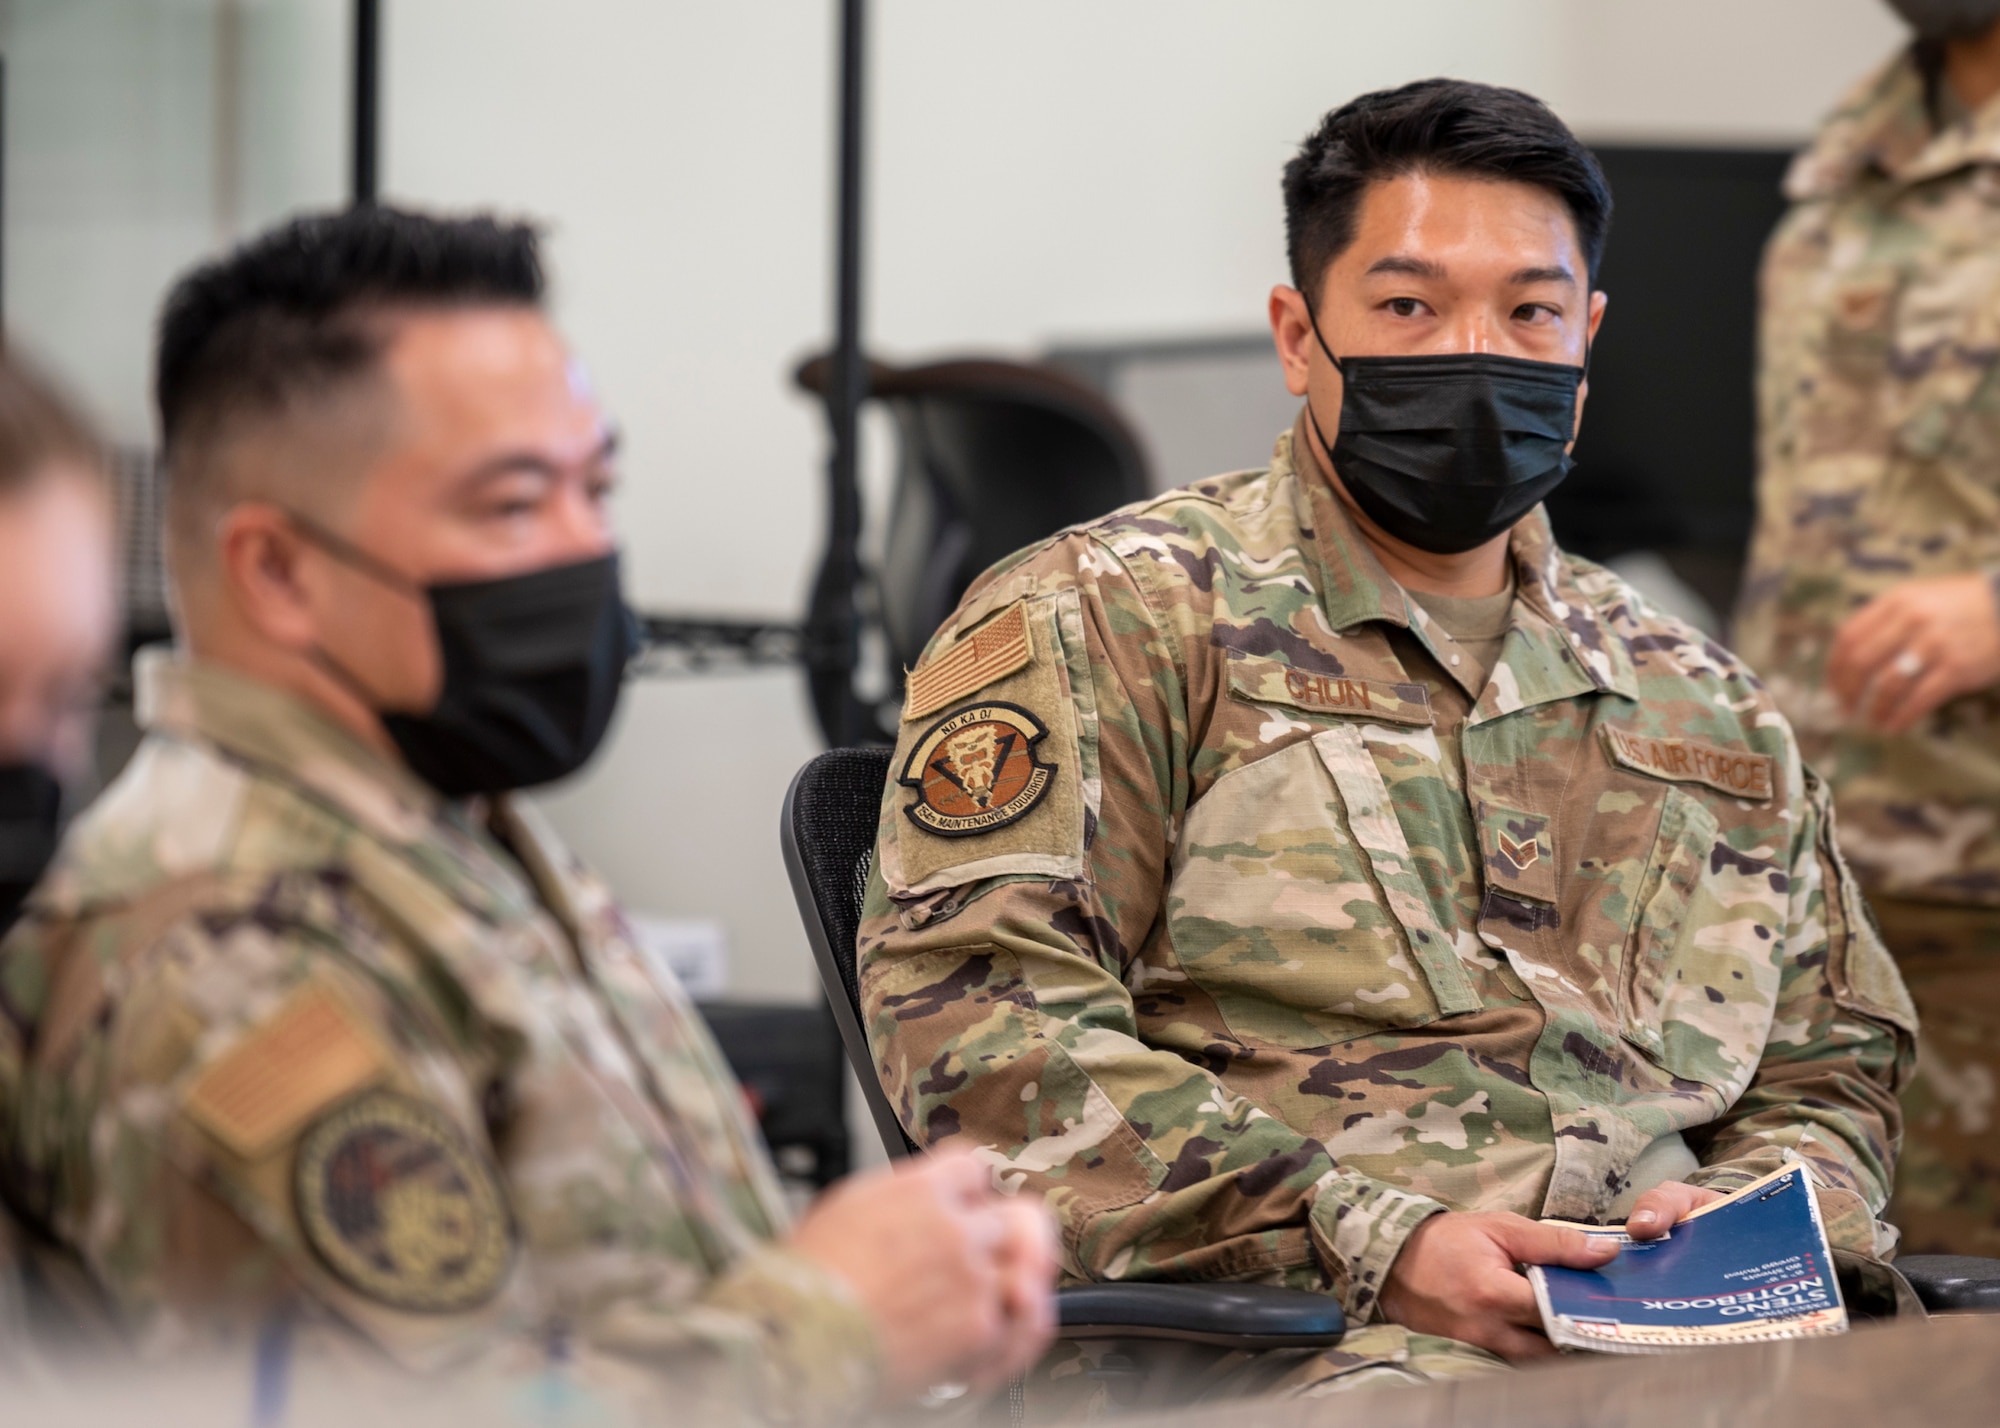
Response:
[1406,579,1516,695]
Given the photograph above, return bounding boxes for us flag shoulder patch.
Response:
[902,601,1034,721]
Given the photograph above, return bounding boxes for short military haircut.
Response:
[0,353,102,494]
[1283,78,1613,305]
[156,205,544,547]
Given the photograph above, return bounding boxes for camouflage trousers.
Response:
[1875,895,2000,1255]
[976,1323,1506,1423]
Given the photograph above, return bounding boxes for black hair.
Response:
[1283,78,1612,304]
[155,205,544,456]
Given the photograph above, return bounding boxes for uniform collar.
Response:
[1785,46,2000,200]
[1280,420,1639,711]
[133,649,536,925]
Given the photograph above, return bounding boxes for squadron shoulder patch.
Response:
[900,701,1057,837]
[294,1089,514,1314]
[903,601,1034,721]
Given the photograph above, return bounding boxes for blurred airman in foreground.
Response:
[0,207,1054,1424]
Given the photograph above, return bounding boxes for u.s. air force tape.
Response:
[293,1089,514,1314]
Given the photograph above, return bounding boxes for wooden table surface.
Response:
[1129,1314,2000,1428]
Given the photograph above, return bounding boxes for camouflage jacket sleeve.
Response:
[1682,766,1918,1254]
[7,901,878,1426]
[858,533,1445,1322]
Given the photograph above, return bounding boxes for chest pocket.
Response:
[1616,787,1785,1101]
[1166,723,1478,1050]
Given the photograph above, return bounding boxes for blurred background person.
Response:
[0,356,115,940]
[0,353,117,1353]
[1735,0,2000,1253]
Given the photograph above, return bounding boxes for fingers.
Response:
[1828,598,1912,707]
[908,1147,995,1201]
[964,1203,1058,1391]
[1830,575,2000,726]
[1494,1218,1622,1270]
[1481,1264,1546,1328]
[1875,663,1965,735]
[1486,1324,1561,1364]
[1446,1271,1555,1363]
[1626,1183,1724,1241]
[999,1198,1060,1284]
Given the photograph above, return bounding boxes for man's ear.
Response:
[1571,289,1610,444]
[216,503,324,652]
[1268,285,1317,398]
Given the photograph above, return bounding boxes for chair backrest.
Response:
[795,354,1152,681]
[778,746,916,1158]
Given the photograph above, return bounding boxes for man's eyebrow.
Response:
[455,430,621,489]
[1509,264,1577,287]
[1365,255,1448,280]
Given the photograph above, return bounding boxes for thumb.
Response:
[1497,1218,1621,1270]
[911,1147,996,1203]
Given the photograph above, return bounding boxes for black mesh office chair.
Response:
[794,355,1152,730]
[780,749,2000,1328]
[779,746,1348,1347]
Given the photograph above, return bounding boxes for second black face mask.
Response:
[292,517,637,798]
[0,761,62,939]
[379,554,636,798]
[1305,320,1585,555]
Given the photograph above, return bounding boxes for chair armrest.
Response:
[1896,1255,2000,1313]
[1056,1283,1345,1348]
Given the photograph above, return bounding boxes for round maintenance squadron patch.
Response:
[900,700,1057,837]
[294,1089,513,1314]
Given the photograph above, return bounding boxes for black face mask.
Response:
[0,762,62,938]
[293,518,637,797]
[1888,0,2000,41]
[1304,313,1585,555]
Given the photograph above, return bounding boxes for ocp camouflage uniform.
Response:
[0,653,879,1425]
[1735,47,2000,1253]
[862,424,1916,1405]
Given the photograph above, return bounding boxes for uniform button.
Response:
[1450,653,1462,666]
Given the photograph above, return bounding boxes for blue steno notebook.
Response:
[1527,1162,1847,1353]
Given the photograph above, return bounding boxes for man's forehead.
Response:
[383,306,570,392]
[380,307,605,450]
[1345,171,1585,277]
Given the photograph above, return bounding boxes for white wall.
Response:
[7,0,1910,1002]
[430,0,1905,1002]
[5,0,346,443]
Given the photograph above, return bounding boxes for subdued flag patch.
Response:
[181,984,389,1160]
[904,601,1034,721]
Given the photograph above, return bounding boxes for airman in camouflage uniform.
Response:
[0,205,1054,1423]
[860,414,1917,1399]
[1735,29,2000,1253]
[0,651,880,1421]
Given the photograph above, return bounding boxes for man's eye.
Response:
[1515,303,1559,324]
[1387,297,1424,318]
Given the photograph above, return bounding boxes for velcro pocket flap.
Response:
[1312,724,1478,1016]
